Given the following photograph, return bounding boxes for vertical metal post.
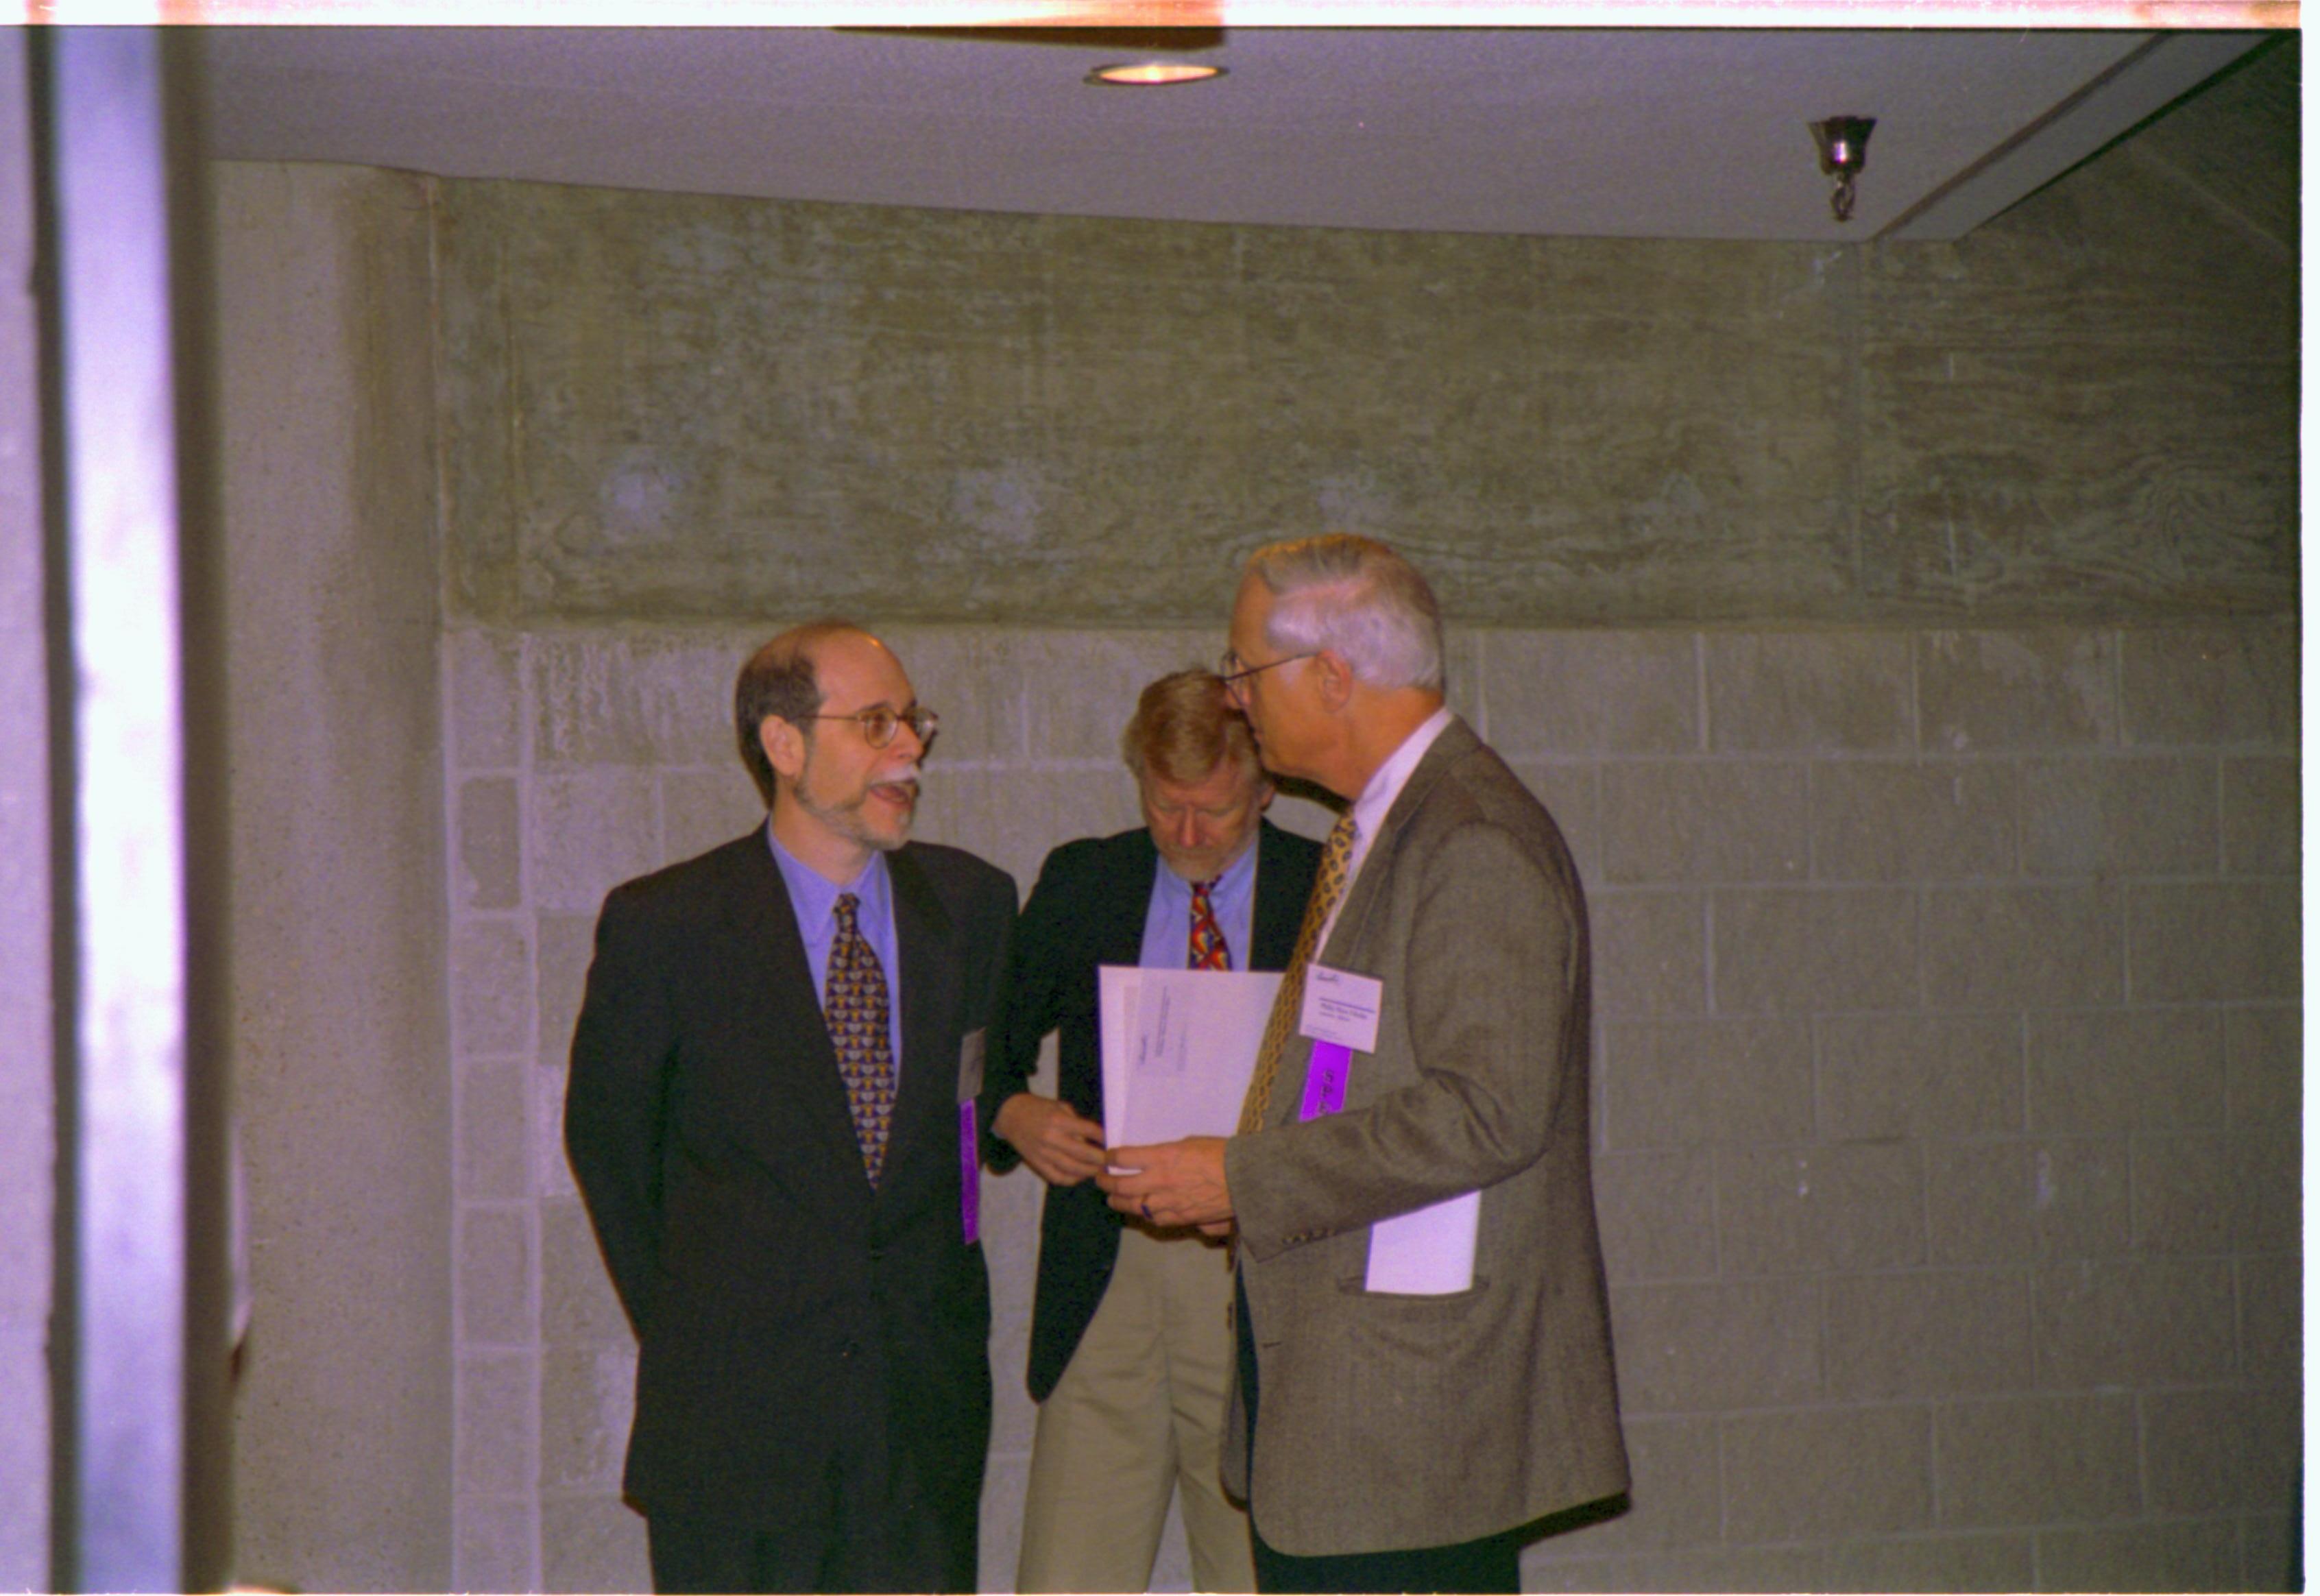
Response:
[45,27,190,1593]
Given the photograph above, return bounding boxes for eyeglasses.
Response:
[1216,649,1316,698]
[806,703,939,749]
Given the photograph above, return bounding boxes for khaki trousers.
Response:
[1016,1222,1255,1593]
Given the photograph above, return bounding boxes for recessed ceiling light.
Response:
[1086,62,1225,87]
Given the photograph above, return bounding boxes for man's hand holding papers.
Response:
[1097,1137,1233,1231]
[993,1093,1109,1186]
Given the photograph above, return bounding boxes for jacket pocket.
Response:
[1334,1273,1494,1314]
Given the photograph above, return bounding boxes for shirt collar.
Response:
[1345,696,1447,849]
[766,823,891,944]
[1350,705,1455,847]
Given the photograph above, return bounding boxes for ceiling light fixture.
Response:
[1809,115,1876,223]
[1087,62,1225,87]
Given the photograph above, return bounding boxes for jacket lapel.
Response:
[1249,820,1309,971]
[1259,725,1474,1133]
[720,834,869,1191]
[1322,716,1480,966]
[1096,830,1160,967]
[884,846,960,1175]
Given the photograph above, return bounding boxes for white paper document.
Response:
[1364,1189,1482,1294]
[1100,962,1480,1294]
[1098,965,1282,1152]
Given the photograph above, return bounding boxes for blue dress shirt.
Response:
[769,827,904,1080]
[1137,836,1260,974]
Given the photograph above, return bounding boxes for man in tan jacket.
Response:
[1102,535,1627,1593]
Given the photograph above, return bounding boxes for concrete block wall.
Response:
[215,162,452,1592]
[444,616,2298,1594]
[429,87,2298,639]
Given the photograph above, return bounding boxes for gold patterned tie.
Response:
[826,893,897,1185]
[1235,814,1357,1137]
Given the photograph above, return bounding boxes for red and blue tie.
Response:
[1189,876,1232,972]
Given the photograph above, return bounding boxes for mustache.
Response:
[874,766,922,793]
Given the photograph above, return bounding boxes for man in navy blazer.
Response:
[979,670,1320,1593]
[566,622,1015,1594]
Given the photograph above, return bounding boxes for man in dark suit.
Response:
[565,621,1015,1595]
[1102,537,1628,1594]
[979,669,1320,1593]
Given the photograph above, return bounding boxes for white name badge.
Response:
[1300,965,1383,1054]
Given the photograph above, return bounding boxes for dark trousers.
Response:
[1252,1517,1522,1595]
[648,1510,867,1595]
[645,1450,974,1594]
[1235,1272,1523,1595]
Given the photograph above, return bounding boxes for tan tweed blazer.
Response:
[1222,716,1629,1556]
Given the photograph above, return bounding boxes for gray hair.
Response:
[1246,534,1445,692]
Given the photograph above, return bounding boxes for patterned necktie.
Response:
[1189,876,1231,971]
[825,893,897,1185]
[1235,814,1357,1137]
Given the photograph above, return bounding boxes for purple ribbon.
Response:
[958,1101,980,1244]
[1298,1041,1352,1121]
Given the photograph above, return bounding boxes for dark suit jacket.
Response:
[565,828,1015,1574]
[978,819,1320,1401]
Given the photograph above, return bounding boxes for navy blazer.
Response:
[978,819,1320,1401]
[566,830,1015,1558]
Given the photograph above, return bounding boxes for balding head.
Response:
[734,620,868,807]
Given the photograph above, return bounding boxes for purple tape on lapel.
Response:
[958,1102,980,1244]
[1298,1041,1352,1121]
